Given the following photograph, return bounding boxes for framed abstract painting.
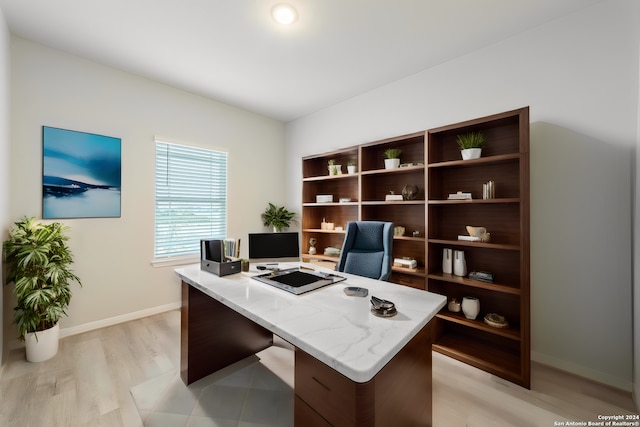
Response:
[42,126,122,219]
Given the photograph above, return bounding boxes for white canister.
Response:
[442,248,453,274]
[453,250,467,277]
[447,298,461,313]
[462,297,480,320]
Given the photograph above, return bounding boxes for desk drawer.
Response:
[295,395,332,427]
[295,349,359,425]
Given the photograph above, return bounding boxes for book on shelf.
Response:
[458,235,481,242]
[393,258,417,269]
[448,191,472,200]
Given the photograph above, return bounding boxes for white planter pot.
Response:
[328,164,342,175]
[347,165,357,174]
[24,323,60,362]
[384,158,400,169]
[461,148,482,160]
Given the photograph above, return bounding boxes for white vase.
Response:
[384,158,400,169]
[462,297,480,320]
[453,250,467,276]
[24,323,60,362]
[461,148,482,160]
[442,248,453,274]
[347,165,357,174]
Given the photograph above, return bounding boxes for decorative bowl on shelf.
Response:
[465,225,491,242]
[484,313,509,328]
[402,184,419,200]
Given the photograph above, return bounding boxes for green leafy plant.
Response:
[327,159,339,175]
[261,203,296,232]
[456,131,486,150]
[2,216,82,339]
[383,148,402,159]
[347,161,356,166]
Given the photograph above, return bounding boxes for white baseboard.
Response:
[8,302,181,350]
[531,350,632,392]
[60,302,182,338]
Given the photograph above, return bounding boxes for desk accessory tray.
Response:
[200,238,241,276]
[201,259,241,276]
[252,268,346,295]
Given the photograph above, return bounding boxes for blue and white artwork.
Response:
[43,126,121,219]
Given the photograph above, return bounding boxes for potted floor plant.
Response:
[383,148,402,169]
[456,131,486,160]
[2,216,82,362]
[261,203,296,232]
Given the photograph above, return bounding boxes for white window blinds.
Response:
[155,141,228,259]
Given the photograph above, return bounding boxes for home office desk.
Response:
[176,263,446,426]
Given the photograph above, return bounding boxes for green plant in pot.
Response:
[2,216,82,362]
[328,159,341,175]
[261,203,296,232]
[456,131,486,160]
[347,160,357,174]
[383,148,402,169]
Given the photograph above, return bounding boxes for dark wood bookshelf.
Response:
[426,107,530,388]
[300,107,530,388]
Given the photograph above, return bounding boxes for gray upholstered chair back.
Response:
[337,221,393,281]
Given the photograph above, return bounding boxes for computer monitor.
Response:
[248,232,300,263]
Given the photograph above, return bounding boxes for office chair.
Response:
[337,221,394,281]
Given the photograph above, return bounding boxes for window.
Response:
[155,140,228,259]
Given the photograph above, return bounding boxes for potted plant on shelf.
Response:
[327,159,341,175]
[261,203,296,232]
[456,131,486,160]
[347,161,357,174]
[2,216,82,362]
[383,148,402,169]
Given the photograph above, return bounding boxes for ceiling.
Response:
[0,0,604,122]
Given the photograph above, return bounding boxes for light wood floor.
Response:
[0,309,636,426]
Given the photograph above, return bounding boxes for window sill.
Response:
[151,255,199,268]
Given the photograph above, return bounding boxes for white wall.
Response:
[6,37,285,339]
[0,8,10,367]
[286,0,640,390]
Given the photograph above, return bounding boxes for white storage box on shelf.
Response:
[316,195,333,203]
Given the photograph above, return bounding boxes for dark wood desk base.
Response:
[181,280,434,426]
[294,322,434,427]
[180,281,273,384]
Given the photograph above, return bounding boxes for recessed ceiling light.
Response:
[272,3,298,25]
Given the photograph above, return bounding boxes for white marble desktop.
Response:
[176,262,446,383]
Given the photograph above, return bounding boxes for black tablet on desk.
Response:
[252,268,346,295]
